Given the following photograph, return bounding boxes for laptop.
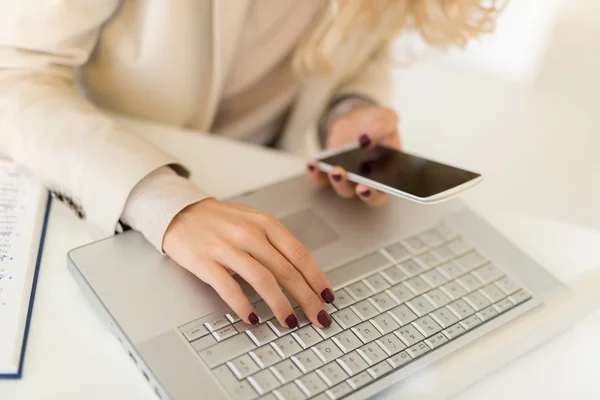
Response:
[67,175,564,400]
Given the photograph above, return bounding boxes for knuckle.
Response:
[254,210,275,226]
[278,261,301,283]
[292,245,312,264]
[252,268,276,288]
[208,239,233,259]
[230,223,257,243]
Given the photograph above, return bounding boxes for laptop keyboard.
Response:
[179,224,532,400]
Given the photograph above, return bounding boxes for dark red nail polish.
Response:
[285,314,299,329]
[360,190,371,197]
[307,164,316,172]
[317,310,332,327]
[359,134,371,148]
[321,288,335,303]
[248,312,259,325]
[332,174,342,182]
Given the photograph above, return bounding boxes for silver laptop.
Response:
[68,175,564,400]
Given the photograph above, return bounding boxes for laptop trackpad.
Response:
[279,209,339,252]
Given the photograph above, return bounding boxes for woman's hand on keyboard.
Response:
[163,198,335,328]
[306,105,401,206]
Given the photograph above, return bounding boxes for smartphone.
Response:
[317,144,482,204]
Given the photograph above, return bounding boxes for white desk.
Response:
[1,118,599,400]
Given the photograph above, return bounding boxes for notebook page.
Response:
[0,161,45,372]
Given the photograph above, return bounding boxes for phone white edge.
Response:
[315,143,483,204]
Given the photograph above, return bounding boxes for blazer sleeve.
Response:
[0,0,188,239]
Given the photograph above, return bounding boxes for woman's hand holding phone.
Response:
[306,104,402,206]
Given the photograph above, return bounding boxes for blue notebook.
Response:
[0,160,51,379]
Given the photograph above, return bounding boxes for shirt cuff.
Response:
[120,166,209,253]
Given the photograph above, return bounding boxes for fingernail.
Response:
[359,189,371,198]
[307,164,316,172]
[248,312,259,325]
[321,288,335,303]
[285,314,299,329]
[317,310,332,327]
[332,173,342,182]
[359,133,371,148]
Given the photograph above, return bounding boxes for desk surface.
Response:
[1,118,599,400]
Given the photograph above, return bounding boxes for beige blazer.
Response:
[0,0,391,239]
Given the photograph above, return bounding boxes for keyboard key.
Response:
[446,238,472,256]
[180,320,210,341]
[191,334,217,352]
[258,395,277,400]
[386,283,415,304]
[442,323,467,339]
[315,320,343,339]
[235,320,256,333]
[369,292,396,312]
[404,236,428,254]
[351,299,379,321]
[346,281,373,301]
[364,274,391,293]
[254,301,275,323]
[351,321,382,343]
[459,314,484,330]
[199,333,256,368]
[268,319,297,337]
[424,288,452,308]
[380,266,408,285]
[296,372,328,397]
[387,351,411,368]
[248,369,281,395]
[332,308,361,329]
[376,333,407,356]
[347,370,373,389]
[437,262,464,280]
[293,307,311,328]
[388,304,418,326]
[250,345,282,369]
[271,360,303,384]
[395,325,425,347]
[213,364,259,400]
[422,269,448,288]
[456,273,483,293]
[357,342,388,365]
[430,307,459,328]
[247,323,278,346]
[331,288,356,310]
[472,263,504,284]
[370,312,400,335]
[326,382,353,400]
[495,277,521,295]
[332,330,363,353]
[424,332,449,349]
[447,299,475,320]
[397,260,424,277]
[312,339,344,363]
[454,251,487,271]
[509,290,531,305]
[226,312,241,324]
[316,362,348,387]
[404,276,431,295]
[337,351,369,376]
[430,245,454,263]
[419,229,445,248]
[205,315,231,332]
[464,291,492,311]
[291,349,324,374]
[384,241,412,262]
[481,283,506,303]
[407,341,431,359]
[412,315,442,337]
[436,224,458,240]
[291,326,322,350]
[367,360,393,378]
[405,295,435,317]
[324,303,337,314]
[271,335,303,359]
[327,252,391,289]
[414,252,439,270]
[440,281,468,300]
[213,325,238,342]
[493,298,515,313]
[273,382,307,400]
[228,354,260,379]
[477,305,499,321]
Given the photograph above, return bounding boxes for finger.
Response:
[328,166,356,199]
[381,130,402,150]
[190,259,258,325]
[305,161,329,188]
[217,243,296,328]
[356,183,389,207]
[357,108,399,148]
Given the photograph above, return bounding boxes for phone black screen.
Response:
[319,145,481,199]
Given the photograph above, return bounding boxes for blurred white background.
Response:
[390,0,600,231]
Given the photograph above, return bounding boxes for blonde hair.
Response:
[293,0,507,76]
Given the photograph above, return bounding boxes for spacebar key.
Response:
[327,252,392,289]
[199,333,256,368]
